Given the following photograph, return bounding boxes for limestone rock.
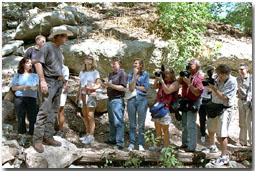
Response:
[2,100,16,123]
[15,10,78,42]
[2,146,15,164]
[2,55,23,71]
[7,21,19,29]
[2,40,24,56]
[25,136,82,168]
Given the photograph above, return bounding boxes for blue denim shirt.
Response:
[11,73,39,98]
[128,71,149,96]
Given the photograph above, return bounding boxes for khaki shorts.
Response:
[78,93,97,108]
[207,107,233,137]
[152,113,172,125]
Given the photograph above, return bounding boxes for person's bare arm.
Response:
[35,62,48,94]
[12,85,31,91]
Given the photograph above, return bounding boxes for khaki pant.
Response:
[33,78,63,142]
[238,99,252,145]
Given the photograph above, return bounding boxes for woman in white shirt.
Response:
[76,56,101,144]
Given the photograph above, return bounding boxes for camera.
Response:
[154,64,165,80]
[202,68,215,86]
[171,95,198,113]
[179,63,191,78]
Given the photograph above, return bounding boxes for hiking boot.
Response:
[127,144,135,151]
[213,156,229,166]
[56,131,64,138]
[33,142,44,153]
[43,138,62,146]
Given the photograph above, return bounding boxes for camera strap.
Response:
[186,72,199,96]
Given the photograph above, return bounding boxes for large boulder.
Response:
[62,38,155,78]
[2,29,16,45]
[2,40,24,57]
[2,55,23,70]
[14,10,78,42]
[2,146,15,164]
[2,100,16,123]
[25,136,82,168]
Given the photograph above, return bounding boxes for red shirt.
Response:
[181,72,204,101]
[155,81,179,110]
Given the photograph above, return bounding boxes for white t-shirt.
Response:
[79,70,100,94]
[62,65,69,84]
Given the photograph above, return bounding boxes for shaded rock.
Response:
[2,19,8,31]
[2,100,16,123]
[3,140,21,150]
[2,29,16,45]
[13,46,25,56]
[2,40,24,57]
[7,21,19,29]
[15,10,78,42]
[2,55,23,70]
[12,158,24,168]
[2,146,15,164]
[2,124,14,134]
[25,136,82,168]
[79,26,93,37]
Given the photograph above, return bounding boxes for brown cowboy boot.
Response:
[33,142,44,153]
[43,138,62,147]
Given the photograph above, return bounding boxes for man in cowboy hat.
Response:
[33,26,73,153]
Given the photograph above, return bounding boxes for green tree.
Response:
[156,2,212,71]
[208,2,252,35]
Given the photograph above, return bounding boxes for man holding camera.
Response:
[236,62,252,146]
[207,64,237,165]
[178,59,204,152]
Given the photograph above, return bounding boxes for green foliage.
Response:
[208,2,252,36]
[102,152,116,168]
[124,152,143,168]
[159,146,183,168]
[144,129,160,147]
[156,2,212,71]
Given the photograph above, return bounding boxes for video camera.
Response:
[202,68,215,86]
[155,64,165,80]
[179,63,191,78]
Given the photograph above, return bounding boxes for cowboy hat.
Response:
[48,25,73,39]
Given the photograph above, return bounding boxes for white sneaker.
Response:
[128,144,135,151]
[138,145,145,151]
[213,155,229,165]
[82,135,94,144]
[149,145,161,151]
[79,134,89,141]
[201,136,205,143]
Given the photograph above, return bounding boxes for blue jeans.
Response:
[127,94,148,146]
[107,98,125,147]
[181,99,201,151]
